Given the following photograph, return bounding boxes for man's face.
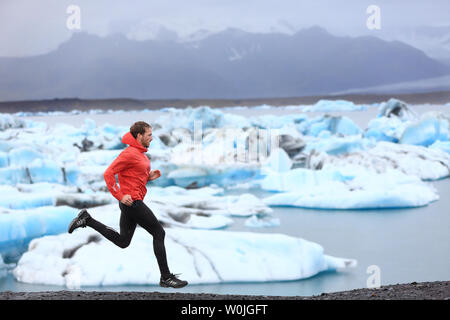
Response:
[137,127,152,148]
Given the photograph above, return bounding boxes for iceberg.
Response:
[300,115,362,137]
[0,182,112,210]
[148,187,273,219]
[0,160,80,185]
[262,169,439,209]
[258,167,348,193]
[156,106,250,131]
[377,98,418,120]
[313,141,450,181]
[13,227,356,287]
[0,113,26,131]
[365,99,419,143]
[262,148,292,172]
[400,113,449,146]
[303,100,367,112]
[244,214,281,228]
[1,185,272,264]
[8,147,44,167]
[303,135,375,156]
[429,140,450,154]
[365,116,409,142]
[0,206,77,262]
[0,152,8,168]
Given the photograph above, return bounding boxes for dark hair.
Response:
[130,121,152,138]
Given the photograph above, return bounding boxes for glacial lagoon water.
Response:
[1,105,449,296]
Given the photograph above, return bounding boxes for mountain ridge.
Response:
[0,26,448,101]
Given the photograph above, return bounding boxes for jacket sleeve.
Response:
[104,150,130,201]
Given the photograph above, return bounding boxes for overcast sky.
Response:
[0,0,449,57]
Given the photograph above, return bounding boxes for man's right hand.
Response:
[121,194,133,206]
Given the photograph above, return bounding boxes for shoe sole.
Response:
[160,282,188,288]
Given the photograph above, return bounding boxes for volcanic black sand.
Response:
[0,281,448,300]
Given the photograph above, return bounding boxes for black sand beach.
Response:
[0,281,448,300]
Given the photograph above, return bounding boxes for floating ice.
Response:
[0,206,77,262]
[365,116,409,142]
[244,214,281,228]
[303,135,375,156]
[299,115,362,137]
[0,183,112,210]
[377,98,418,120]
[0,113,27,131]
[8,147,44,167]
[149,187,272,219]
[262,169,439,209]
[157,106,250,131]
[303,100,367,112]
[13,227,356,287]
[429,140,450,154]
[312,141,450,181]
[400,112,449,146]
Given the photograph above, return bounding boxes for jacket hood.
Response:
[122,132,148,152]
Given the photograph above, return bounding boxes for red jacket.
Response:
[104,132,151,201]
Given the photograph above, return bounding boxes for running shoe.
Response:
[68,209,91,234]
[160,273,188,288]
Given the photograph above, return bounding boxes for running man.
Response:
[68,121,188,288]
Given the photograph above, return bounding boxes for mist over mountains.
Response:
[1,26,449,101]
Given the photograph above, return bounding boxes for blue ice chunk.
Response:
[0,141,12,152]
[429,140,450,154]
[0,167,29,184]
[304,136,374,155]
[0,152,8,168]
[301,116,362,137]
[401,117,449,146]
[8,147,43,167]
[0,193,54,209]
[28,159,64,184]
[0,206,77,262]
[64,164,80,185]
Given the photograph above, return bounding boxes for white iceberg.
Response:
[365,116,409,142]
[13,227,356,287]
[262,169,439,209]
[148,187,273,219]
[303,135,375,156]
[303,100,367,112]
[313,141,450,181]
[0,113,26,131]
[244,214,281,228]
[0,183,112,210]
[156,106,250,131]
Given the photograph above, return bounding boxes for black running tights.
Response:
[86,200,171,278]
